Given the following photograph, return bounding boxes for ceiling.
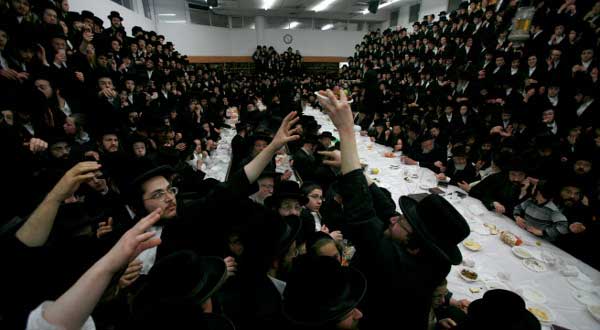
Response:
[183,0,416,22]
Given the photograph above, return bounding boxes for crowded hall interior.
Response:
[2,0,600,329]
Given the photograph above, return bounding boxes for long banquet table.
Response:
[303,106,600,330]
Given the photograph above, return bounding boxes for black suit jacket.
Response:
[293,148,317,182]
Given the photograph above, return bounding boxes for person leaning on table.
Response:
[316,89,470,330]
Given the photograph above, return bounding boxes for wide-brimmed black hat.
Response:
[398,194,470,265]
[265,180,308,208]
[123,157,175,202]
[319,131,334,139]
[80,10,95,21]
[249,133,272,145]
[108,11,123,21]
[283,255,366,326]
[132,251,227,318]
[464,289,540,330]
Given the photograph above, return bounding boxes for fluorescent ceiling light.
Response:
[163,20,187,23]
[158,13,176,16]
[362,0,400,14]
[286,21,300,29]
[250,23,256,29]
[262,0,277,10]
[311,0,337,12]
[321,24,334,30]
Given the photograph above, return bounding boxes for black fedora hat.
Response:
[464,289,540,330]
[122,157,175,202]
[249,133,272,145]
[108,11,123,21]
[132,251,227,311]
[398,194,470,265]
[318,131,334,139]
[80,10,94,21]
[283,255,366,326]
[265,180,308,208]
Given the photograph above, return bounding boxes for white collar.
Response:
[267,275,286,298]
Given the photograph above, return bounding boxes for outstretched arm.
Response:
[16,162,101,247]
[243,111,300,183]
[37,209,163,330]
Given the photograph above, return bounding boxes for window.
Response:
[231,16,243,28]
[210,12,228,27]
[390,9,399,27]
[190,8,210,25]
[111,0,133,10]
[142,0,152,19]
[409,4,420,23]
[266,16,289,29]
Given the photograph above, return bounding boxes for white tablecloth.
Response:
[204,126,235,182]
[303,106,600,330]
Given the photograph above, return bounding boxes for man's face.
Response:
[111,40,120,52]
[125,79,135,91]
[12,0,30,16]
[555,25,565,35]
[49,141,70,160]
[253,140,268,155]
[51,37,66,51]
[574,160,592,175]
[34,79,53,98]
[432,285,448,309]
[528,56,537,67]
[551,50,561,62]
[98,77,113,90]
[111,17,121,28]
[581,49,594,62]
[97,55,108,67]
[86,170,108,192]
[306,188,323,212]
[508,171,526,185]
[257,177,274,199]
[384,215,412,244]
[548,86,559,97]
[453,156,467,170]
[133,142,146,157]
[43,8,57,24]
[0,30,7,49]
[141,176,177,220]
[101,134,119,152]
[502,113,511,121]
[495,57,505,67]
[421,139,434,154]
[278,198,301,217]
[145,59,154,69]
[542,110,555,123]
[560,186,581,207]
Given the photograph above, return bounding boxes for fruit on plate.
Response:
[527,306,551,323]
[463,239,482,251]
[384,152,395,158]
[371,168,380,175]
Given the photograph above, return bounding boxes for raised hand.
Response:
[317,89,354,133]
[48,162,101,203]
[24,137,48,154]
[318,150,342,168]
[100,208,162,274]
[118,259,143,289]
[271,111,301,149]
[96,218,114,238]
[224,256,238,279]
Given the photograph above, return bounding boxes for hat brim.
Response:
[283,266,367,326]
[192,256,229,304]
[399,196,462,265]
[265,193,309,209]
[278,216,303,255]
[130,165,175,189]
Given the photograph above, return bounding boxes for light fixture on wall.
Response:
[311,0,337,12]
[361,0,400,14]
[163,20,187,23]
[263,0,277,10]
[321,23,334,30]
[158,13,176,16]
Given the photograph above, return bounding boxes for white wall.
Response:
[69,0,156,33]
[157,23,363,57]
[420,0,449,18]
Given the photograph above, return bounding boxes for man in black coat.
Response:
[317,89,470,330]
[292,135,318,182]
[230,122,249,171]
[401,133,447,173]
[437,145,479,186]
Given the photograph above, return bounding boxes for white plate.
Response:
[587,305,600,322]
[518,286,547,304]
[522,259,547,272]
[512,246,534,259]
[463,239,482,251]
[458,267,479,282]
[468,204,487,216]
[527,304,555,324]
[572,289,600,306]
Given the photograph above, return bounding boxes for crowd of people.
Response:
[0,0,599,329]
[252,45,303,75]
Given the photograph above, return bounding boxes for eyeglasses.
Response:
[280,203,302,212]
[144,186,178,201]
